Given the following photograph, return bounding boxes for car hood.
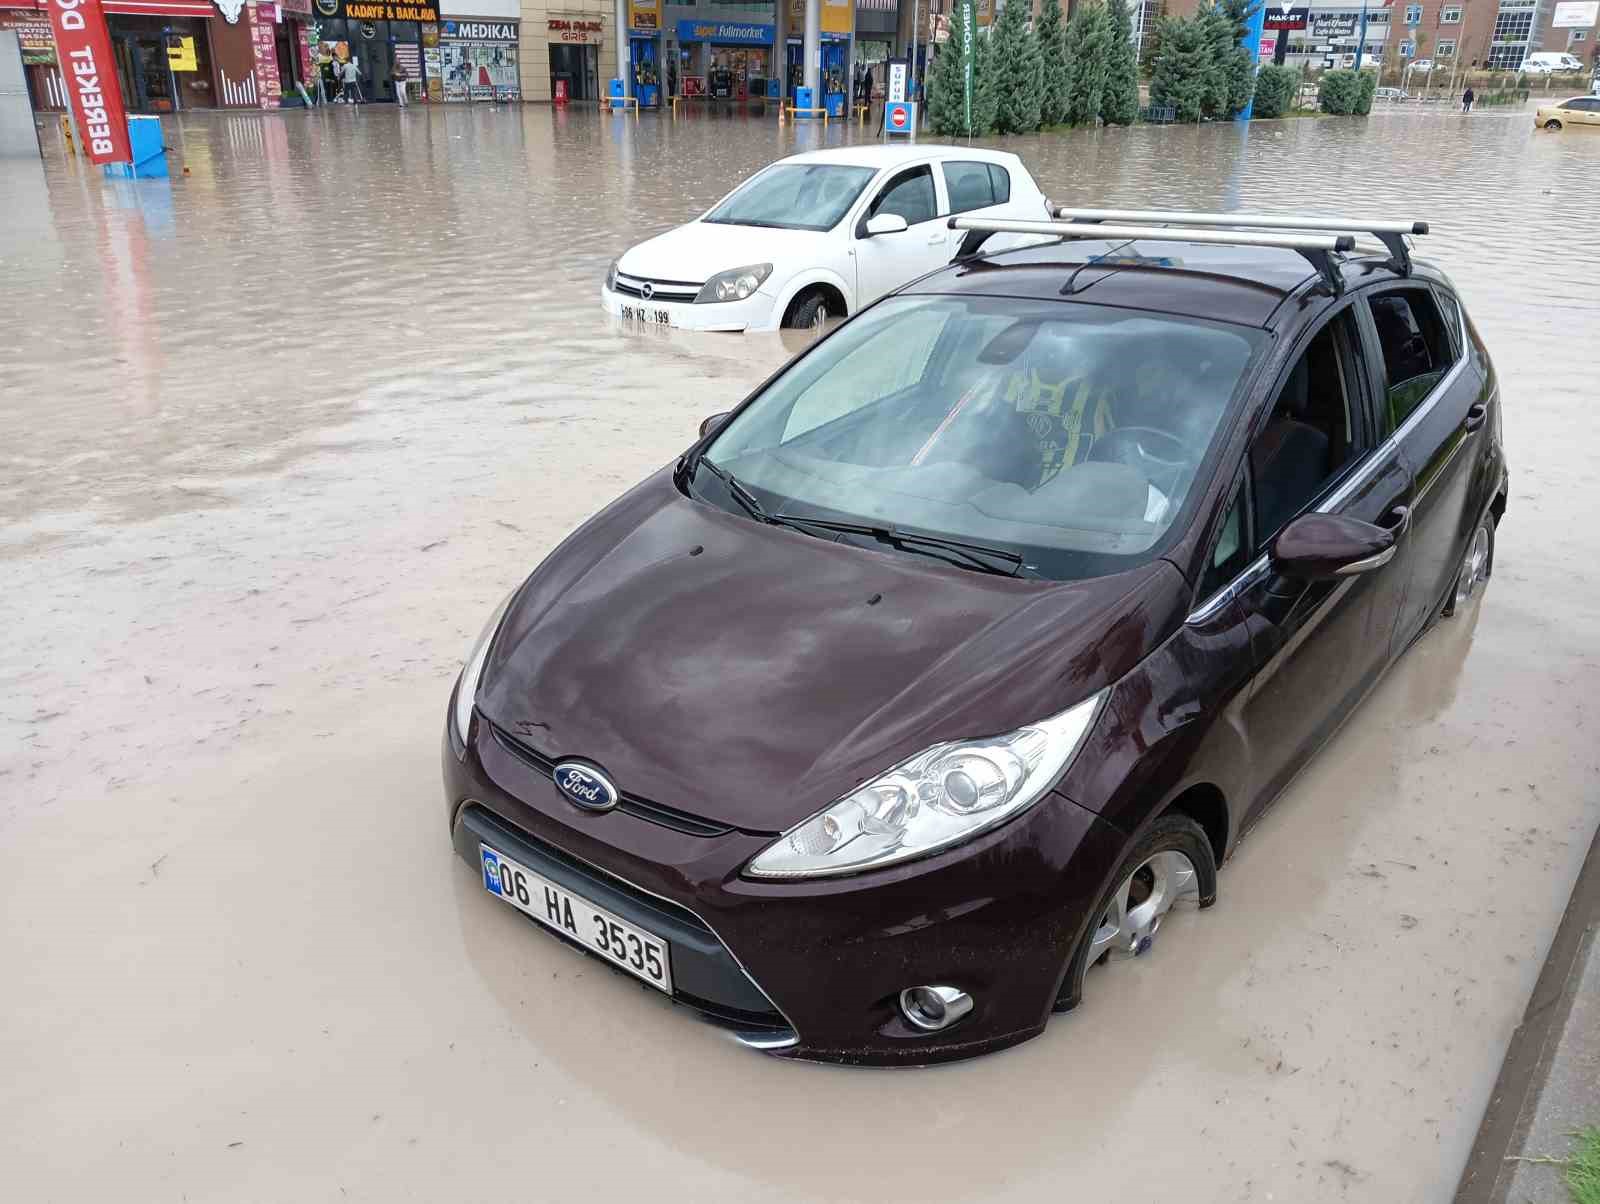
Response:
[618,221,832,285]
[478,470,1189,833]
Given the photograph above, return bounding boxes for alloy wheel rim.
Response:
[1088,849,1200,967]
[1454,524,1490,609]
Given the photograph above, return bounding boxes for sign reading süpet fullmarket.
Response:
[313,0,440,21]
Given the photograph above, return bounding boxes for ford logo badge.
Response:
[552,761,619,813]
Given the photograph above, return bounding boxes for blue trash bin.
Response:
[793,85,815,116]
[102,115,167,179]
[608,78,626,110]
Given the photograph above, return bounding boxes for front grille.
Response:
[486,719,741,838]
[613,272,701,303]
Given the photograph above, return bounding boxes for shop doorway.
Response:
[274,21,302,94]
[111,31,177,111]
[548,42,599,101]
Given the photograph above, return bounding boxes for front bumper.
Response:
[599,283,779,333]
[444,702,1128,1066]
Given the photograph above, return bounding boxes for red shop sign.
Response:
[46,0,131,164]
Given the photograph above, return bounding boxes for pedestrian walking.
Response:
[342,55,364,104]
[1462,85,1475,112]
[393,60,409,106]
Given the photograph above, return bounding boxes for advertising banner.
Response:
[675,19,772,45]
[1309,12,1359,40]
[629,0,657,32]
[1262,4,1309,31]
[886,56,906,101]
[45,0,130,165]
[167,33,197,70]
[1552,0,1598,27]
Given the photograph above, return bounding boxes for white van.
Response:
[1522,51,1585,74]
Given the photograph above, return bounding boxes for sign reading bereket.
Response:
[46,0,130,166]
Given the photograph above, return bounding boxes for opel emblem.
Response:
[552,761,619,813]
[641,282,654,301]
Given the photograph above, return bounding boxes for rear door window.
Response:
[1366,288,1459,432]
[942,161,996,214]
[988,164,1011,205]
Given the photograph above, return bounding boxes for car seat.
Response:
[1253,357,1332,539]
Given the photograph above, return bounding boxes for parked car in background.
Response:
[1535,94,1600,128]
[1407,60,1434,73]
[458,208,1507,1065]
[1374,87,1412,102]
[1522,51,1585,75]
[600,145,1051,332]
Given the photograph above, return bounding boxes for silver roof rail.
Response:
[1050,206,1428,276]
[947,216,1354,293]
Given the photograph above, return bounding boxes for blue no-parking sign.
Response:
[885,101,915,135]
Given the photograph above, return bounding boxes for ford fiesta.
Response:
[445,208,1507,1065]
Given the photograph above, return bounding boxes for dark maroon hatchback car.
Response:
[443,210,1507,1065]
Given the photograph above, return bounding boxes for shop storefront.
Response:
[0,5,63,110]
[309,0,438,103]
[105,1,223,112]
[438,17,518,100]
[675,19,772,102]
[545,14,601,101]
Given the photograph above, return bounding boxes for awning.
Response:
[103,0,222,15]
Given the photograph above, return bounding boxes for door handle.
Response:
[1463,403,1487,433]
[1380,504,1412,539]
[927,233,945,245]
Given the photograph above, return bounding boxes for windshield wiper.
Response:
[694,457,774,525]
[770,513,1029,578]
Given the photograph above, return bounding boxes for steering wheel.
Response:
[1088,427,1191,497]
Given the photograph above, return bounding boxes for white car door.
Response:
[851,162,949,307]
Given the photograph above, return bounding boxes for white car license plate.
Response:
[618,302,673,327]
[479,843,673,993]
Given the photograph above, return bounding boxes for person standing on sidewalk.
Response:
[393,60,409,106]
[342,55,365,105]
[1462,85,1475,112]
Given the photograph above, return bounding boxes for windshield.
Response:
[704,164,877,232]
[698,296,1263,581]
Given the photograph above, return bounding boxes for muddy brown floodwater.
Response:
[2,103,1598,1203]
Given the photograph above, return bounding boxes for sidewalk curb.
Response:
[1454,819,1600,1204]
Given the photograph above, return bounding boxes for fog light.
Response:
[899,985,974,1032]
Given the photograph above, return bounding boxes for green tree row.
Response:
[927,0,1140,138]
[1147,0,1258,123]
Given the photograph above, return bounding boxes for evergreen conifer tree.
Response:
[972,31,999,134]
[1219,0,1260,114]
[1063,2,1110,127]
[1101,0,1140,124]
[927,39,970,136]
[1036,0,1069,126]
[1148,15,1211,122]
[1197,1,1234,118]
[991,0,1043,133]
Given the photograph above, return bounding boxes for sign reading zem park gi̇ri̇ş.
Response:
[314,0,440,22]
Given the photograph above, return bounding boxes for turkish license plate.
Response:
[619,303,673,327]
[479,843,673,993]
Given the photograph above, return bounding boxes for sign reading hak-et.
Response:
[46,0,130,165]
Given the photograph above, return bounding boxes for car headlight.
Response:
[452,589,517,749]
[605,259,618,291]
[695,263,772,304]
[745,692,1106,879]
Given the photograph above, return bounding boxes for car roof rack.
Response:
[1052,206,1429,278]
[948,216,1357,296]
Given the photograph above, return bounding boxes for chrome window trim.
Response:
[1185,304,1470,625]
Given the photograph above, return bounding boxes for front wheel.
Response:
[1545,119,1563,130]
[1443,513,1495,616]
[783,290,831,331]
[1054,813,1216,1012]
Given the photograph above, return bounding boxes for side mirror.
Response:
[1270,513,1397,580]
[699,411,731,438]
[859,213,909,238]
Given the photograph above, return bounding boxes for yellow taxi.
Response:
[1535,95,1600,130]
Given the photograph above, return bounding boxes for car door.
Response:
[1359,282,1484,647]
[1228,304,1416,825]
[852,163,948,306]
[1575,97,1600,125]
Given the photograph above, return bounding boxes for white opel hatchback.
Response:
[600,145,1051,333]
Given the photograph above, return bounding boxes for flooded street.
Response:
[3,103,1598,1202]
